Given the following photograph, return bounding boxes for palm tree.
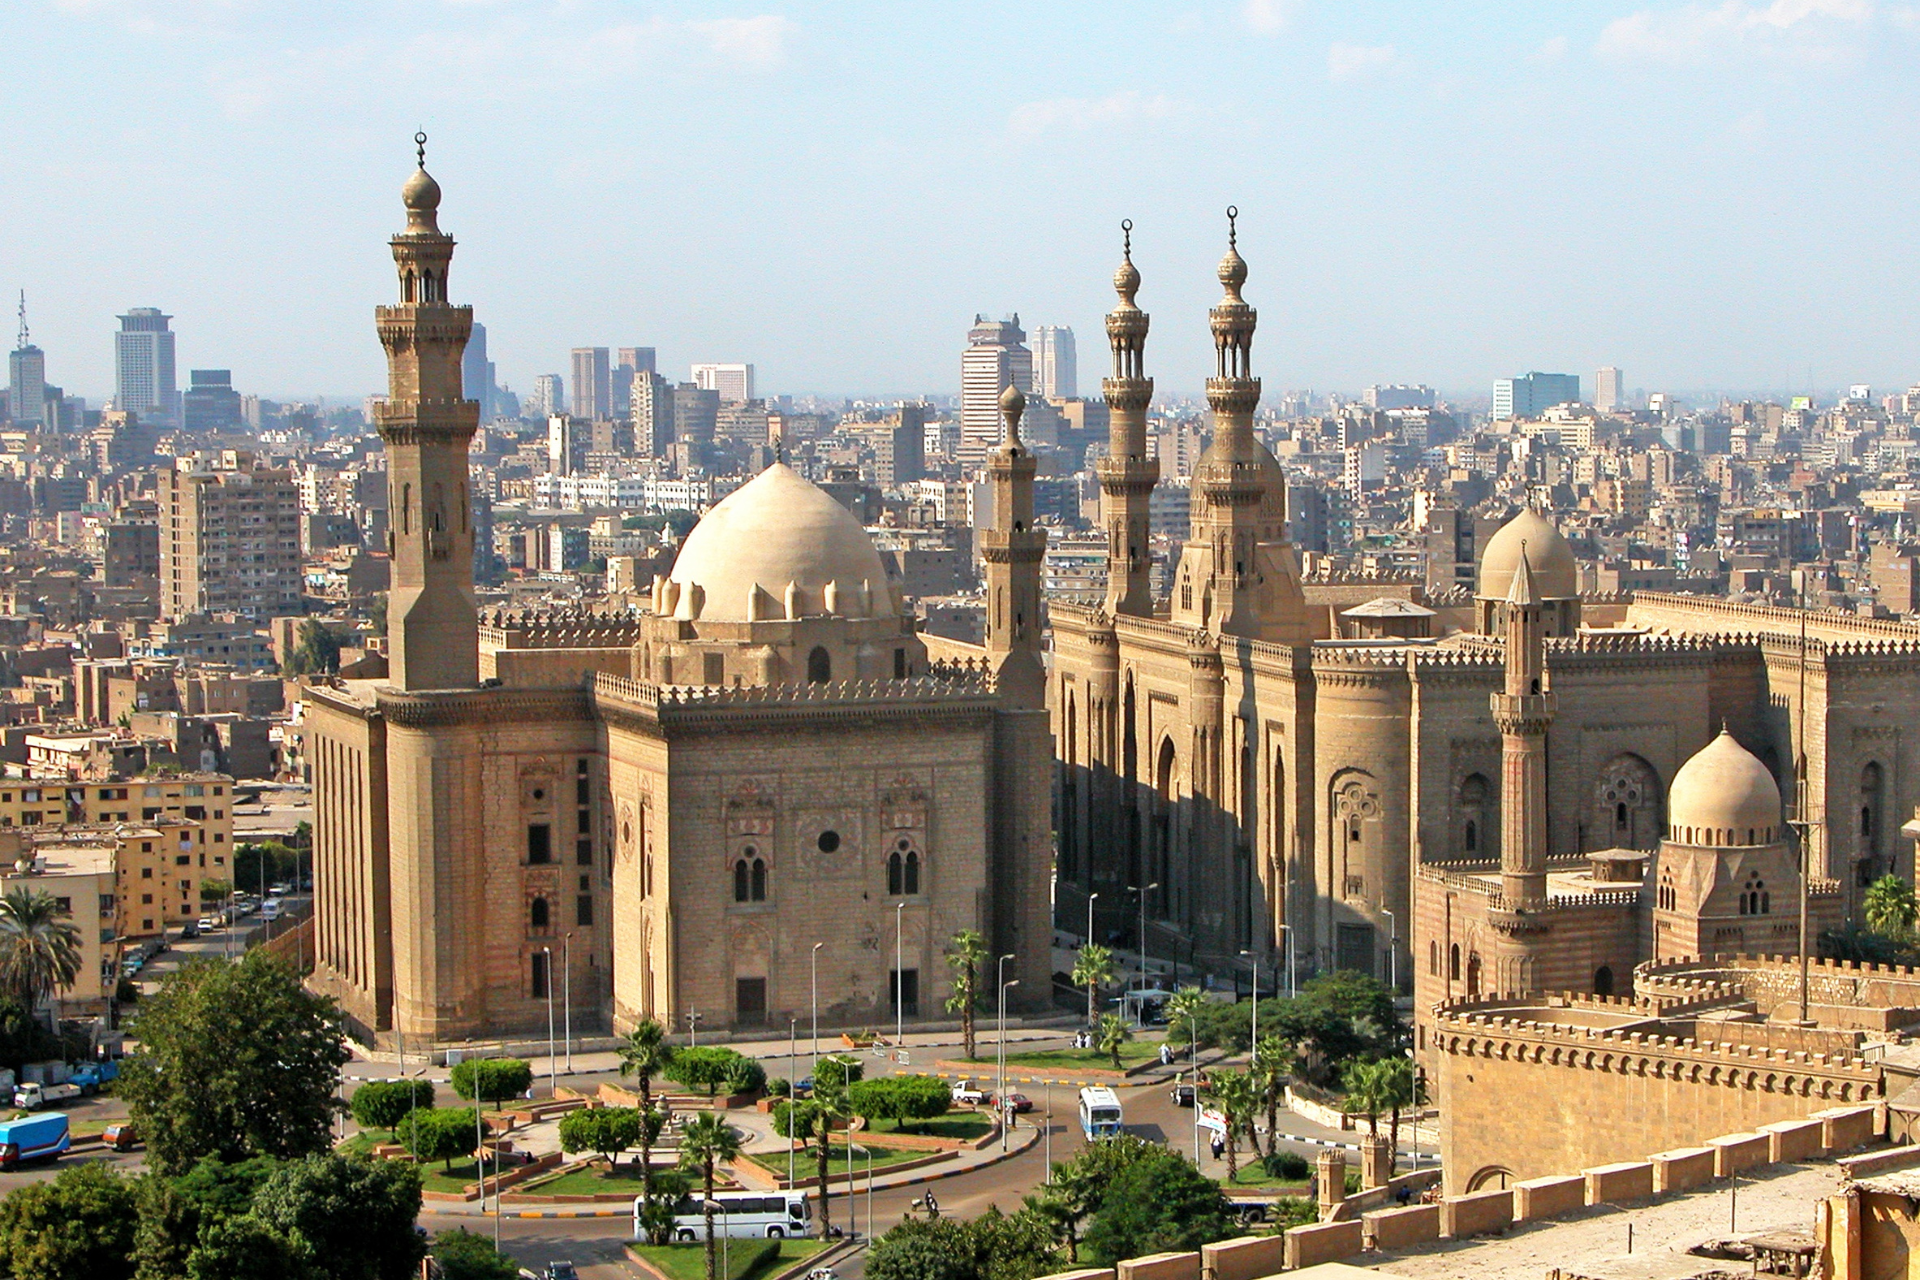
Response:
[944,929,987,1061]
[677,1113,742,1280]
[617,1018,675,1207]
[1341,1058,1392,1137]
[1208,1068,1259,1182]
[1253,1034,1292,1159]
[1866,874,1918,942]
[1377,1055,1420,1155]
[1072,944,1116,1031]
[1166,986,1207,1059]
[0,888,80,1029]
[1096,1012,1131,1070]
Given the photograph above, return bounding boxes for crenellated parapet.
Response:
[479,607,648,651]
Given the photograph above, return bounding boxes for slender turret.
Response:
[1490,547,1555,909]
[1097,221,1157,616]
[981,383,1047,707]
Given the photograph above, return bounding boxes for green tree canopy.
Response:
[449,1058,532,1108]
[394,1107,480,1171]
[119,951,350,1175]
[1866,874,1919,942]
[866,1207,1063,1280]
[847,1074,952,1130]
[248,1154,425,1280]
[0,1162,139,1280]
[349,1079,435,1131]
[185,1214,316,1280]
[665,1046,758,1096]
[944,929,988,1061]
[0,886,82,1024]
[1080,1146,1234,1266]
[283,620,345,678]
[430,1228,521,1280]
[558,1106,643,1168]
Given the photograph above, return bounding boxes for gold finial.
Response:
[1217,205,1248,296]
[1122,218,1133,260]
[1227,205,1238,250]
[415,130,428,168]
[1113,219,1142,305]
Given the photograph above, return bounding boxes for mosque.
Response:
[303,148,1051,1045]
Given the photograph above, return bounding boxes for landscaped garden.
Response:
[993,1041,1161,1072]
[627,1237,827,1280]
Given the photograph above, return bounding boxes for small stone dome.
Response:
[402,166,441,215]
[1667,728,1783,846]
[665,462,891,624]
[1478,508,1577,600]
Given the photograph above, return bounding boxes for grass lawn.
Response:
[862,1112,991,1141]
[629,1238,826,1280]
[995,1043,1161,1072]
[417,1159,489,1196]
[1219,1164,1312,1191]
[521,1162,648,1197]
[816,1142,922,1173]
[336,1132,386,1157]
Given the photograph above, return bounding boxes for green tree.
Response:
[1031,1133,1165,1262]
[1373,1054,1420,1154]
[1251,1034,1291,1159]
[234,843,299,899]
[0,886,82,1027]
[349,1079,435,1132]
[283,620,345,678]
[449,1058,532,1110]
[676,1113,744,1280]
[0,1162,139,1280]
[1071,944,1116,1030]
[721,1055,766,1096]
[1080,1146,1234,1266]
[1341,1057,1392,1137]
[665,1046,750,1096]
[1163,986,1208,1054]
[865,1206,1062,1280]
[558,1106,642,1169]
[185,1215,315,1280]
[616,1017,675,1207]
[1096,1012,1131,1070]
[119,951,350,1175]
[133,1154,281,1280]
[430,1228,521,1280]
[248,1154,425,1280]
[944,929,988,1061]
[394,1107,479,1171]
[1866,874,1919,942]
[848,1074,952,1132]
[1206,1068,1259,1181]
[198,878,232,906]
[808,1055,862,1239]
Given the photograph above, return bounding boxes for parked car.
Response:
[1170,1082,1196,1107]
[103,1123,138,1152]
[1002,1092,1033,1114]
[179,921,199,939]
[196,916,221,932]
[544,1264,577,1280]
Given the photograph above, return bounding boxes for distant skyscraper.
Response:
[960,315,1032,467]
[571,347,611,421]
[1492,371,1580,420]
[632,371,673,457]
[1363,384,1435,411]
[115,307,177,422]
[1034,326,1076,401]
[531,373,565,417]
[463,321,498,419]
[8,293,46,429]
[1595,366,1623,413]
[612,348,655,423]
[691,362,754,404]
[182,370,243,432]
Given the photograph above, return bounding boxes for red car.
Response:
[1002,1093,1033,1114]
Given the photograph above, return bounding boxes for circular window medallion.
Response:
[817,830,841,854]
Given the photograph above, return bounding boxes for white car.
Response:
[949,1079,989,1106]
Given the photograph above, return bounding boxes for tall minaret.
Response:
[982,383,1047,708]
[1490,548,1554,909]
[1097,221,1156,616]
[376,134,480,691]
[1169,208,1306,643]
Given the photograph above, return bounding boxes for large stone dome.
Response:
[665,463,892,623]
[1667,728,1783,847]
[1478,508,1577,600]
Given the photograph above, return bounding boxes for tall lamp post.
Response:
[1381,907,1397,994]
[1279,923,1297,999]
[997,953,1017,1150]
[894,901,906,1050]
[788,1017,798,1184]
[810,942,824,1083]
[562,931,573,1073]
[1130,882,1160,989]
[541,946,556,1095]
[1239,949,1260,1054]
[1084,891,1100,1029]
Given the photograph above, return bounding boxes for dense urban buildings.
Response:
[1493,369,1580,420]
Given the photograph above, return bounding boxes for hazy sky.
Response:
[6,0,1919,406]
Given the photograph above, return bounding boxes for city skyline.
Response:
[5,2,1920,403]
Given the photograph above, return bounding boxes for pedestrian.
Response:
[924,1192,940,1218]
[1210,1133,1225,1162]
[1159,1043,1171,1067]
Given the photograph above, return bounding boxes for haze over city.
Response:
[7,0,1920,402]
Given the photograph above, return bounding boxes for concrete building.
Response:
[115,308,177,423]
[182,370,243,432]
[159,454,302,622]
[1594,365,1623,412]
[1033,325,1076,401]
[960,316,1032,469]
[1493,371,1580,420]
[9,294,46,429]
[304,151,1054,1048]
[570,347,611,423]
[691,363,754,405]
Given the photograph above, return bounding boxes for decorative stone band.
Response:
[1099,377,1153,413]
[374,686,590,728]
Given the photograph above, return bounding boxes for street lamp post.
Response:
[1130,882,1159,989]
[1239,949,1260,1054]
[1186,1005,1202,1165]
[1043,1082,1053,1170]
[1381,908,1397,994]
[542,946,556,1096]
[563,932,573,1073]
[894,901,906,1050]
[1085,892,1100,1029]
[810,942,824,1084]
[788,1018,798,1184]
[1279,923,1297,999]
[687,1010,701,1048]
[997,958,1018,1151]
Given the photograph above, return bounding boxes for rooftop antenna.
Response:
[14,291,26,351]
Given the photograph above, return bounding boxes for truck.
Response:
[0,1113,68,1169]
[14,1081,81,1110]
[70,1061,119,1094]
[949,1079,990,1106]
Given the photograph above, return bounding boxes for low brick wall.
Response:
[1817,1105,1880,1152]
[1513,1174,1585,1221]
[1584,1161,1654,1206]
[1651,1146,1717,1194]
[1707,1131,1770,1177]
[1363,1202,1441,1250]
[1838,1145,1920,1179]
[1284,1219,1364,1270]
[1761,1117,1827,1163]
[1036,1271,1115,1280]
[1114,1252,1200,1280]
[1200,1235,1285,1280]
[1441,1188,1513,1239]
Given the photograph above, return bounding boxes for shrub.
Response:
[1263,1151,1310,1180]
[847,1075,951,1130]
[393,1108,479,1171]
[350,1080,436,1131]
[665,1046,758,1096]
[722,1055,766,1096]
[767,1077,791,1098]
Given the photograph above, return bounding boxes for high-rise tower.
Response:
[375,135,480,691]
[8,293,46,430]
[1169,209,1306,642]
[1097,222,1157,617]
[115,307,176,422]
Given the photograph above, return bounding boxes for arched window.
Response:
[752,858,767,901]
[1593,965,1614,996]
[1464,820,1478,854]
[807,646,831,684]
[1429,940,1439,976]
[1448,943,1461,982]
[1457,774,1490,861]
[904,850,920,895]
[530,897,549,931]
[1593,754,1661,852]
[887,851,903,896]
[734,855,767,903]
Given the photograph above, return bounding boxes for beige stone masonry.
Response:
[1364,1202,1442,1250]
[1115,1253,1200,1280]
[1584,1160,1654,1205]
[1707,1131,1770,1176]
[1651,1146,1717,1193]
[1284,1220,1365,1270]
[1442,1188,1515,1239]
[1200,1234,1286,1280]
[1761,1116,1827,1163]
[1513,1174,1586,1220]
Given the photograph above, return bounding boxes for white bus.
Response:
[639,1191,812,1241]
[1079,1085,1124,1138]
